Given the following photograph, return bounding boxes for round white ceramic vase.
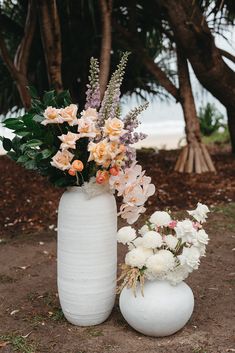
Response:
[57,187,117,326]
[119,280,194,337]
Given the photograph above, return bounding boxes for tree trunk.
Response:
[227,107,235,154]
[156,0,235,153]
[175,45,216,173]
[0,0,36,110]
[16,74,31,110]
[37,0,63,92]
[99,0,112,99]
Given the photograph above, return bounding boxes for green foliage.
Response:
[202,126,230,146]
[198,103,225,136]
[1,88,94,187]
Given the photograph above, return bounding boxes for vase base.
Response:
[63,309,113,326]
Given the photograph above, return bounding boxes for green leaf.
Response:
[26,139,43,147]
[7,151,17,160]
[17,155,29,163]
[54,177,70,187]
[32,114,44,123]
[2,138,12,151]
[40,149,54,159]
[15,131,30,137]
[24,159,37,170]
[3,118,24,130]
[43,90,56,106]
[28,86,39,99]
[56,90,72,106]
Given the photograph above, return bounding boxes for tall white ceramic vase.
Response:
[57,187,117,326]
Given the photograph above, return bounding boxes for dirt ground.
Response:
[0,149,235,353]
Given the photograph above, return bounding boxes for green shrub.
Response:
[198,103,225,136]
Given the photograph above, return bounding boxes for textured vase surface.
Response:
[57,187,117,326]
[119,279,194,337]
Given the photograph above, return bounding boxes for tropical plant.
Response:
[199,103,225,136]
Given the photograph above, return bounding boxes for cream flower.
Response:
[50,150,73,171]
[146,250,175,278]
[118,204,146,225]
[165,265,190,285]
[139,224,149,236]
[117,226,136,245]
[164,234,178,250]
[60,104,78,126]
[77,116,99,139]
[195,229,209,245]
[58,132,79,150]
[149,211,171,227]
[188,203,210,223]
[88,139,110,166]
[41,106,63,125]
[178,246,201,270]
[142,231,163,249]
[81,107,98,120]
[125,247,152,269]
[175,219,197,243]
[103,117,126,141]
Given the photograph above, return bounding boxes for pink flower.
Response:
[169,220,177,229]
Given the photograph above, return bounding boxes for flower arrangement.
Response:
[1,53,155,224]
[117,203,210,295]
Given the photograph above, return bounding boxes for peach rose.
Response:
[50,150,74,171]
[103,118,126,141]
[58,132,79,150]
[81,107,98,120]
[77,117,99,139]
[60,104,78,126]
[88,139,111,166]
[41,106,63,125]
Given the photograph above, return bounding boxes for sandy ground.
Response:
[0,204,235,353]
[0,148,234,353]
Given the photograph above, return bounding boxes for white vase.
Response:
[57,187,117,326]
[119,279,194,337]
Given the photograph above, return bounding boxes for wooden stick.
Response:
[201,144,216,172]
[185,145,194,173]
[195,146,202,173]
[178,146,188,173]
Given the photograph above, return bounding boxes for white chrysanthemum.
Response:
[198,244,206,256]
[178,246,201,270]
[142,231,163,249]
[117,226,136,245]
[128,237,144,250]
[149,211,171,227]
[187,203,210,223]
[165,265,190,285]
[195,229,209,245]
[164,234,178,250]
[145,250,175,279]
[175,219,197,243]
[125,247,153,269]
[139,224,149,236]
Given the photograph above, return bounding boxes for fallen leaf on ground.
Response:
[0,341,9,348]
